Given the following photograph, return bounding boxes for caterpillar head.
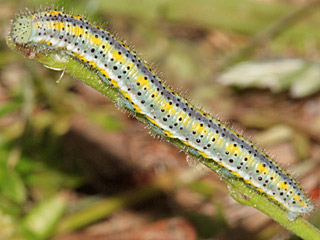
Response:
[11,15,33,45]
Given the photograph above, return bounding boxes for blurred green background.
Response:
[0,0,320,239]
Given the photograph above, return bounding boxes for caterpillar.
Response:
[8,9,314,221]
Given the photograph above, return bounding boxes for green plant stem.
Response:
[201,160,320,240]
[217,0,320,72]
[54,185,162,235]
[6,37,320,240]
[54,165,208,235]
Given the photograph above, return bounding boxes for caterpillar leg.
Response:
[287,211,300,222]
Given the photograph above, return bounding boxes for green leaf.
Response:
[21,194,67,240]
[290,63,320,98]
[0,169,26,204]
[0,209,17,240]
[0,102,21,117]
[26,170,83,198]
[219,59,320,98]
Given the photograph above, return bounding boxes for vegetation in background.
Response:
[0,0,319,239]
